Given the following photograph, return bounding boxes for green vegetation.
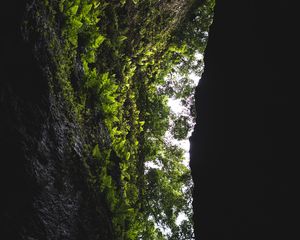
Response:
[29,0,214,238]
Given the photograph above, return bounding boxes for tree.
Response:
[171,115,191,140]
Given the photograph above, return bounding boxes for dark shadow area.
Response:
[190,0,299,239]
[0,2,112,239]
[0,1,48,239]
[0,0,48,102]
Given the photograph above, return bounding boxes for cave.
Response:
[1,0,299,239]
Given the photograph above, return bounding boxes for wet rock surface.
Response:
[0,1,112,239]
[0,58,112,240]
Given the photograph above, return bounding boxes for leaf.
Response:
[93,0,101,8]
[70,18,83,30]
[94,34,105,48]
[101,72,110,84]
[92,144,101,159]
[125,152,131,161]
[86,51,96,63]
[81,3,93,16]
[59,0,65,12]
[68,5,79,15]
[68,34,78,46]
[117,35,127,42]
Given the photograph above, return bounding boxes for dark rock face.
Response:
[0,2,112,239]
[190,0,299,239]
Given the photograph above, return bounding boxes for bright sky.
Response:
[165,53,203,226]
[146,53,203,234]
[167,53,202,166]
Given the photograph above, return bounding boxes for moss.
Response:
[26,0,214,238]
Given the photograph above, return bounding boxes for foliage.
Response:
[34,0,215,239]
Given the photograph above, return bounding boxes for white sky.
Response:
[147,53,203,233]
[167,54,202,166]
[165,53,203,226]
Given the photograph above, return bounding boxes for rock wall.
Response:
[0,1,112,239]
[190,0,299,239]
